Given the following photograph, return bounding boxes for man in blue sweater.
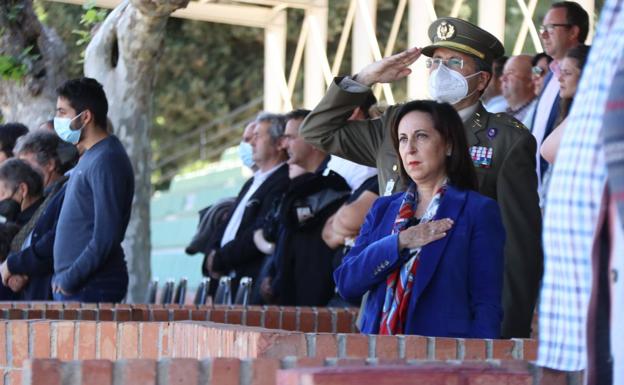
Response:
[51,77,134,303]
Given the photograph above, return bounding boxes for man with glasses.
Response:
[301,17,541,339]
[532,1,589,190]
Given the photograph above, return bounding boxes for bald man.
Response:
[501,55,538,127]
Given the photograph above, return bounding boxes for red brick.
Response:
[151,309,169,322]
[264,309,280,329]
[63,309,78,320]
[25,309,44,319]
[131,308,149,322]
[256,332,307,358]
[115,309,132,322]
[246,310,263,327]
[119,359,156,385]
[522,339,537,361]
[119,323,139,359]
[81,303,98,309]
[277,366,461,385]
[316,309,333,333]
[55,321,75,361]
[335,358,367,366]
[227,309,243,325]
[78,309,98,321]
[161,323,171,357]
[64,302,80,309]
[80,360,113,385]
[98,322,117,360]
[191,310,208,321]
[335,309,353,333]
[140,323,159,359]
[27,359,62,385]
[403,336,428,359]
[282,309,296,331]
[98,303,113,309]
[0,322,6,367]
[374,335,399,359]
[7,308,23,320]
[211,357,241,385]
[167,358,199,385]
[314,334,338,358]
[294,357,325,368]
[434,337,457,360]
[492,339,515,360]
[466,372,532,385]
[172,309,189,321]
[251,358,280,385]
[344,334,369,358]
[11,321,29,367]
[463,338,487,360]
[98,309,114,321]
[31,322,51,359]
[211,308,226,324]
[8,369,22,385]
[77,322,97,360]
[299,309,316,333]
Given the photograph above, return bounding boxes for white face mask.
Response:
[428,64,481,105]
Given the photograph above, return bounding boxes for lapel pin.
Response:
[487,128,498,139]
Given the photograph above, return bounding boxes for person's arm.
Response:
[300,47,421,167]
[54,160,133,293]
[468,197,505,338]
[332,191,378,237]
[497,131,543,335]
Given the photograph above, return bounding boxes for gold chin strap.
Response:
[434,41,486,60]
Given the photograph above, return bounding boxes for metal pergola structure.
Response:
[47,0,596,112]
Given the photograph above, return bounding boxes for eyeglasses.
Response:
[425,57,464,70]
[531,66,546,77]
[539,23,572,34]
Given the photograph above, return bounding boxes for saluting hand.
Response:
[355,47,422,87]
[398,218,454,250]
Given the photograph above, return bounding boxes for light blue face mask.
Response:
[54,112,84,145]
[238,141,255,169]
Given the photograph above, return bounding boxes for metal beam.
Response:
[478,0,505,45]
[407,0,433,99]
[304,0,328,109]
[264,7,288,111]
[46,0,275,28]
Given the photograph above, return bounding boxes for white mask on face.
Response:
[428,64,481,105]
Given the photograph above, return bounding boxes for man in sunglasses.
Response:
[301,17,541,339]
[532,2,589,189]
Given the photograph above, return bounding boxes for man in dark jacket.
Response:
[203,113,290,294]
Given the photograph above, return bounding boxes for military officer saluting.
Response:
[301,17,542,339]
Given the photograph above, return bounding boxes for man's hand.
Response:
[52,282,70,296]
[204,250,221,279]
[0,261,12,286]
[355,47,422,87]
[7,275,28,292]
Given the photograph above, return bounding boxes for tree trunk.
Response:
[0,0,66,129]
[84,0,189,302]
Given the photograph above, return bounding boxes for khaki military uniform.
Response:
[301,79,543,338]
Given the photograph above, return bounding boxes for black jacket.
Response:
[206,163,290,282]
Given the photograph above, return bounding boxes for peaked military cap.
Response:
[421,17,505,66]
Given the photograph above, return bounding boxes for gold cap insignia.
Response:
[436,21,456,41]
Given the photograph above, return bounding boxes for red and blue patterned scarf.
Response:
[379,182,446,335]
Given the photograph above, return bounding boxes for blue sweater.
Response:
[53,135,134,293]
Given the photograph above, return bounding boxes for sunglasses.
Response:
[531,66,546,77]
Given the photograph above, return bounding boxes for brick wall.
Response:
[0,319,537,385]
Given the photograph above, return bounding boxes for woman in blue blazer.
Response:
[334,100,505,338]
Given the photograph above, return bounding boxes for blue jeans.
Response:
[53,274,128,303]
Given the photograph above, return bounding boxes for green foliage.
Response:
[71,0,108,60]
[0,46,40,81]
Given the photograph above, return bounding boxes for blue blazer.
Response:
[334,185,505,338]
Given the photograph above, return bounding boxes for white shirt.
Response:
[458,103,480,123]
[483,95,508,113]
[532,61,561,189]
[611,203,624,385]
[327,156,377,192]
[220,163,284,247]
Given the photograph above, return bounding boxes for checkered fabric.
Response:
[538,0,624,371]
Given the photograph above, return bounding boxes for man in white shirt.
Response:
[501,55,537,127]
[531,1,589,188]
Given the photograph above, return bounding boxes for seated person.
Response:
[334,100,505,337]
[0,159,45,299]
[0,131,74,300]
[259,109,350,306]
